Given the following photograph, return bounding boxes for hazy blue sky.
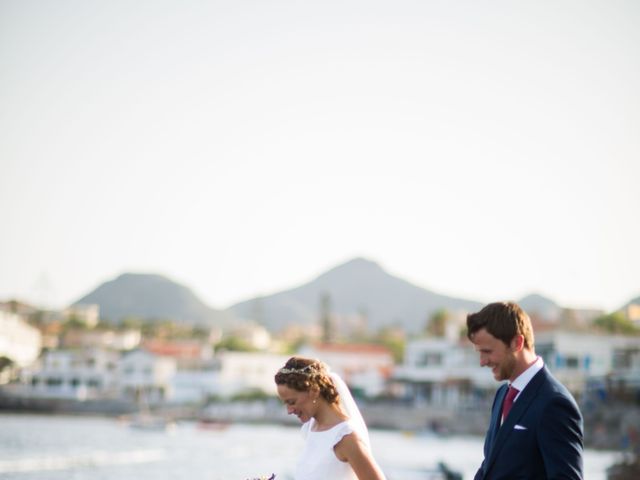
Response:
[1,1,639,312]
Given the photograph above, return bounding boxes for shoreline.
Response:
[0,397,631,455]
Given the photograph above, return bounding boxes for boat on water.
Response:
[126,413,176,432]
[197,417,232,431]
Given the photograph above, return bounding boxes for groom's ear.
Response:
[510,334,525,352]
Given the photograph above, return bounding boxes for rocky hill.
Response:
[227,257,484,333]
[70,259,573,333]
[73,273,229,326]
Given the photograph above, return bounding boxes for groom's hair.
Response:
[274,357,339,404]
[466,301,535,350]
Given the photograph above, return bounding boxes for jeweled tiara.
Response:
[277,365,313,375]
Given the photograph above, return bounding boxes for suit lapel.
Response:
[483,368,548,477]
[487,384,508,450]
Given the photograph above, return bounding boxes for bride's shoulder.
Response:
[332,420,360,443]
[333,423,370,461]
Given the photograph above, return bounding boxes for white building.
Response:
[226,321,272,350]
[211,351,289,398]
[168,350,289,404]
[171,366,219,404]
[119,349,177,404]
[0,310,42,371]
[19,348,120,400]
[393,337,494,407]
[536,330,640,394]
[15,347,179,405]
[298,343,395,398]
[137,340,217,404]
[62,304,100,328]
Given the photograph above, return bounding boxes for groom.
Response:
[467,302,584,479]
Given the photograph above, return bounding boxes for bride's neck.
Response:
[313,403,348,431]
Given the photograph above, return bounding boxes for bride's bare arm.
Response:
[334,433,386,480]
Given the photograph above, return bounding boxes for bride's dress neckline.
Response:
[309,417,349,433]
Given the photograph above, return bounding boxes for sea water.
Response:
[0,413,620,480]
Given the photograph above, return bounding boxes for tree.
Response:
[320,292,336,343]
[62,315,90,331]
[121,316,144,330]
[426,309,449,337]
[373,327,405,363]
[594,312,639,335]
[216,335,256,352]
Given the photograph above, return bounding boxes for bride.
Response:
[274,357,387,480]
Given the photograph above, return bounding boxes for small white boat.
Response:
[128,413,176,432]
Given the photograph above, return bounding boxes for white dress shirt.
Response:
[510,355,544,402]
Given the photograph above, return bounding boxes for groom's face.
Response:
[471,327,517,381]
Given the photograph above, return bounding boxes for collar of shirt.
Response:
[510,356,544,401]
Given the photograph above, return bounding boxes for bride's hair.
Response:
[274,356,339,404]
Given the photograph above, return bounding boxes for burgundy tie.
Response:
[502,385,519,421]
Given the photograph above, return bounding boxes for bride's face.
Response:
[277,384,318,423]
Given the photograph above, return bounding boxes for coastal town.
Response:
[1,295,639,469]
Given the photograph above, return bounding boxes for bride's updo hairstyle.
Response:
[275,356,339,404]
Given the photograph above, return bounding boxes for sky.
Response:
[1,1,639,313]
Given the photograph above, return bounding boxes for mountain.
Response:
[517,293,561,320]
[70,261,579,333]
[73,273,229,326]
[227,257,483,333]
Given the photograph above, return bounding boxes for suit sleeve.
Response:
[473,464,485,480]
[537,394,584,479]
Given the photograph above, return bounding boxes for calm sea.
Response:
[0,413,619,480]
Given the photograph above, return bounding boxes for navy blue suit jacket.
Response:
[475,366,584,479]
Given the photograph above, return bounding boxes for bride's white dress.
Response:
[293,417,359,480]
[292,372,382,480]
